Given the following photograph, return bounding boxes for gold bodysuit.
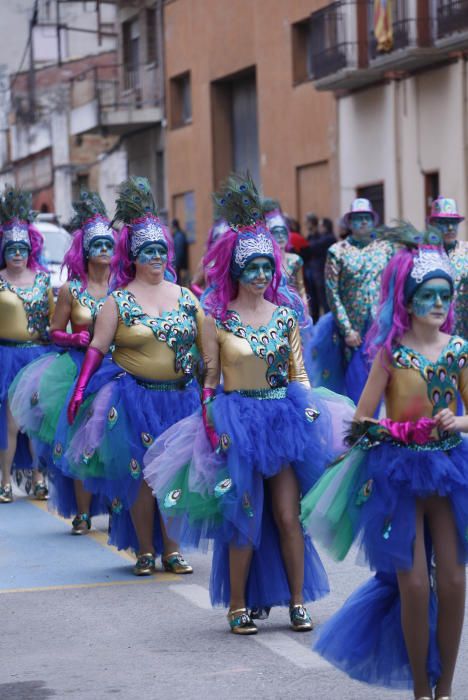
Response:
[68,279,107,332]
[111,287,203,382]
[216,306,309,392]
[0,271,53,342]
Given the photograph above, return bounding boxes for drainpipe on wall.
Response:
[393,79,403,220]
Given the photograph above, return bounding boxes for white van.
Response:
[34,214,71,295]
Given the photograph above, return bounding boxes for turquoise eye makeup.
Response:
[433,219,460,235]
[4,243,29,260]
[350,213,372,230]
[240,259,274,284]
[137,243,168,264]
[271,227,289,245]
[411,282,453,318]
[88,238,114,258]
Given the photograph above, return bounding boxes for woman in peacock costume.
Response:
[308,198,393,401]
[9,190,115,532]
[64,177,202,575]
[0,185,54,503]
[143,173,354,635]
[301,225,468,699]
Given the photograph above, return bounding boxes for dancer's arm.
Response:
[324,248,354,340]
[201,316,221,449]
[288,316,311,389]
[50,283,90,348]
[354,350,389,421]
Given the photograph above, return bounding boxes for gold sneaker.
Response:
[162,552,193,574]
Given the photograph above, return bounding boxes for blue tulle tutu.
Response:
[144,382,354,607]
[66,362,200,552]
[9,348,108,517]
[313,571,440,689]
[0,342,51,470]
[308,313,372,403]
[302,436,468,573]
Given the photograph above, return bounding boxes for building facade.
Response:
[307,0,468,237]
[163,0,338,265]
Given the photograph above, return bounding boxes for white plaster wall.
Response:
[98,148,128,216]
[338,59,468,237]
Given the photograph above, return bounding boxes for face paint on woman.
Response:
[240,258,274,287]
[433,219,460,237]
[411,280,453,318]
[4,243,30,261]
[271,227,289,247]
[136,243,168,265]
[88,238,114,258]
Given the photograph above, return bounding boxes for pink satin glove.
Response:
[380,417,435,445]
[67,347,103,424]
[202,387,219,450]
[51,328,91,349]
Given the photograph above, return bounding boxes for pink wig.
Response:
[366,247,455,363]
[203,227,290,320]
[62,227,117,286]
[0,224,48,272]
[110,223,176,290]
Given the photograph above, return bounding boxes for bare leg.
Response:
[397,500,432,699]
[427,496,466,698]
[269,466,304,605]
[158,512,180,557]
[130,480,155,554]
[0,407,19,486]
[229,545,254,610]
[74,479,93,515]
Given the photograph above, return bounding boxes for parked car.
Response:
[34,214,71,295]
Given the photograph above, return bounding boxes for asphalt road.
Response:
[1,493,467,700]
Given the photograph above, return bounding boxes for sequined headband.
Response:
[129,216,167,258]
[82,215,114,253]
[1,220,31,255]
[233,231,274,269]
[265,210,288,232]
[404,248,454,301]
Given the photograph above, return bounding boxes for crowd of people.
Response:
[0,175,467,700]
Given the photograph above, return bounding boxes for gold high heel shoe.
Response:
[162,552,193,574]
[227,608,258,635]
[0,483,13,503]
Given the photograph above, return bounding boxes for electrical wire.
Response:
[8,0,39,93]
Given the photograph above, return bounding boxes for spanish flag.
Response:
[374,0,393,53]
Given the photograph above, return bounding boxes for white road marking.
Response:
[170,583,329,670]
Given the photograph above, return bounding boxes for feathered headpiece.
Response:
[0,185,34,255]
[112,176,166,259]
[70,189,114,255]
[382,221,454,301]
[262,198,288,233]
[213,173,275,279]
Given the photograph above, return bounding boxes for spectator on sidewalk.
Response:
[171,218,189,283]
[302,214,335,321]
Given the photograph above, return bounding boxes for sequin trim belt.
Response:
[0,338,44,348]
[230,387,288,400]
[135,377,193,391]
[362,433,462,452]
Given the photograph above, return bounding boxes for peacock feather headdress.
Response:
[112,176,166,259]
[213,173,275,278]
[0,185,34,254]
[382,220,444,249]
[70,189,114,254]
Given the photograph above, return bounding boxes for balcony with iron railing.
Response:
[68,60,164,134]
[436,0,468,48]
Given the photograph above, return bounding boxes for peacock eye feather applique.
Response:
[107,406,118,428]
[129,458,141,479]
[356,479,373,505]
[214,477,232,497]
[164,489,182,508]
[305,407,320,423]
[141,432,154,447]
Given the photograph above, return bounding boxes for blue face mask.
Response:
[240,258,274,286]
[137,243,168,264]
[433,219,460,236]
[88,238,114,258]
[350,213,373,231]
[271,227,289,246]
[411,280,453,318]
[4,243,30,261]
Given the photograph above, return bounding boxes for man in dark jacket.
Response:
[171,218,189,283]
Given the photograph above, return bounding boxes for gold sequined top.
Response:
[0,271,54,342]
[386,337,468,437]
[111,287,203,381]
[215,306,309,392]
[325,238,393,336]
[69,279,107,332]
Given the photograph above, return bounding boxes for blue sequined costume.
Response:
[143,307,354,609]
[0,271,53,471]
[301,336,468,689]
[309,238,393,402]
[64,286,202,553]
